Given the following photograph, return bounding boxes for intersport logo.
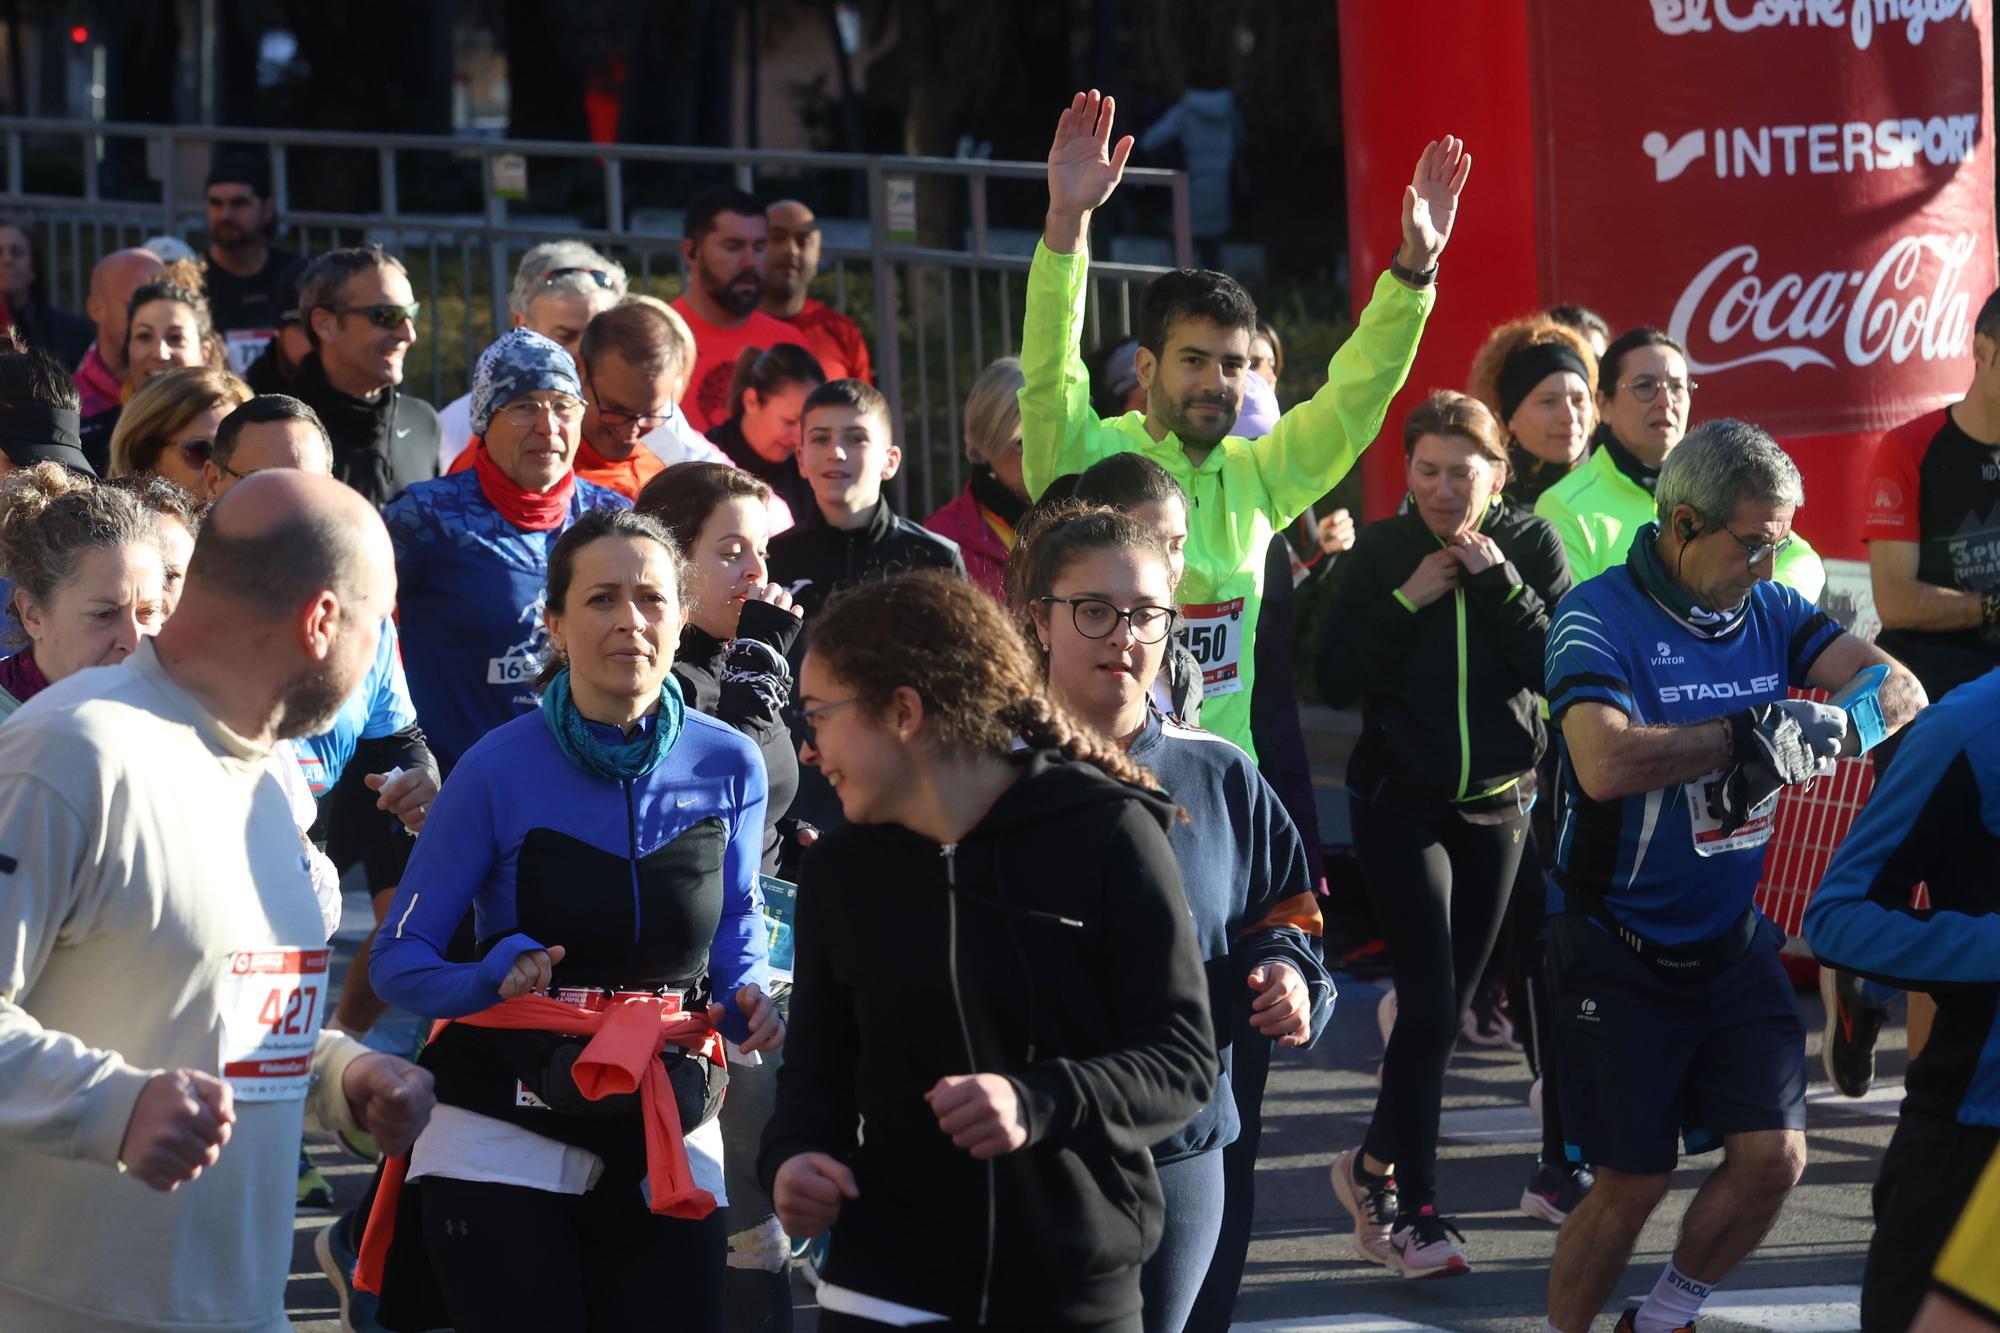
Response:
[1649,0,1972,52]
[1667,232,1977,375]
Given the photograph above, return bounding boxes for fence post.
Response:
[867,157,906,513]
[481,145,510,346]
[160,126,177,236]
[1170,170,1193,269]
[605,158,625,235]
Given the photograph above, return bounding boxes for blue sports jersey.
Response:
[292,618,416,796]
[383,470,629,772]
[1545,568,1842,944]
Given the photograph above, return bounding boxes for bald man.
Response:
[762,198,874,383]
[75,246,164,417]
[0,471,435,1332]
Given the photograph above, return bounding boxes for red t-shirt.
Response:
[671,299,809,435]
[779,297,874,385]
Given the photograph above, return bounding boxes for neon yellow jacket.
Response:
[1533,442,1826,600]
[1019,240,1433,756]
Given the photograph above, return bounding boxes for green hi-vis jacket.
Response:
[1019,240,1433,758]
[1533,442,1827,601]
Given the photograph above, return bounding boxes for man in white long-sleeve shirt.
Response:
[0,469,435,1332]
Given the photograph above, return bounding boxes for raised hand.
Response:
[1398,135,1472,274]
[1045,89,1135,254]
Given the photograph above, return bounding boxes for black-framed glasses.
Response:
[499,395,587,429]
[593,404,673,432]
[542,266,615,290]
[786,692,886,741]
[326,301,420,329]
[1620,375,1697,403]
[1037,595,1179,644]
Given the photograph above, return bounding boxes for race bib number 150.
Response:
[1178,597,1246,698]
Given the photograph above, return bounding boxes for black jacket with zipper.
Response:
[757,750,1218,1327]
[1317,501,1570,805]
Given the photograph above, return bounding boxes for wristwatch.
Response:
[1390,254,1439,288]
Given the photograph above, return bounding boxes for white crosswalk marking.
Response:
[1677,1285,1861,1332]
[1232,1320,1450,1333]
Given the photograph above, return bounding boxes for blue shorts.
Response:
[1548,912,1806,1175]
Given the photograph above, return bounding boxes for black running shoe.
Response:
[1819,965,1891,1097]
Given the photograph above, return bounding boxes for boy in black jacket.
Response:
[770,379,964,827]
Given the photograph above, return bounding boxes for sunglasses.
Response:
[174,437,214,468]
[326,301,420,329]
[542,267,615,290]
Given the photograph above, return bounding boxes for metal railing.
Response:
[0,117,1192,515]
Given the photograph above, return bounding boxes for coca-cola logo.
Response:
[1651,0,1972,51]
[1668,232,1976,374]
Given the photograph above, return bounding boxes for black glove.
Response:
[1718,701,1843,834]
[1982,591,2000,646]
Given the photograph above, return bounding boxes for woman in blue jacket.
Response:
[1014,502,1334,1333]
[369,508,783,1332]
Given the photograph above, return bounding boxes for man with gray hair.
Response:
[1539,418,1925,1333]
[436,241,627,468]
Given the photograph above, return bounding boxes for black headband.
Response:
[0,403,93,476]
[1496,342,1591,424]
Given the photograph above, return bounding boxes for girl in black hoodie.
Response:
[760,570,1217,1331]
[639,460,807,1333]
[1316,390,1570,1279]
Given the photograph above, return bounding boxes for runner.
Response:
[1535,327,1826,596]
[1467,314,1598,509]
[1017,502,1331,1331]
[707,342,827,523]
[1539,419,1923,1333]
[639,460,808,1332]
[761,569,1217,1331]
[0,463,162,718]
[926,356,1030,602]
[1802,668,2000,1331]
[106,470,200,615]
[1020,87,1467,758]
[106,364,253,495]
[1318,390,1572,1274]
[384,329,628,775]
[0,470,434,1332]
[84,259,225,472]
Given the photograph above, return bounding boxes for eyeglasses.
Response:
[499,395,587,429]
[592,404,673,432]
[542,267,615,290]
[1037,595,1180,644]
[173,437,214,468]
[1719,525,1793,567]
[786,692,885,741]
[325,301,420,329]
[1620,375,1697,403]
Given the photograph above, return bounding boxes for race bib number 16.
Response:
[219,948,330,1101]
[1178,597,1246,698]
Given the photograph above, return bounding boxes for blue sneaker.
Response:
[791,1233,830,1289]
[314,1211,388,1333]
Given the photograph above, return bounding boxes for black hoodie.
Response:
[758,750,1218,1327]
[1318,499,1570,806]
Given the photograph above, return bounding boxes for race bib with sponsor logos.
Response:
[1178,597,1246,698]
[1685,770,1777,857]
[219,947,330,1101]
[224,329,276,376]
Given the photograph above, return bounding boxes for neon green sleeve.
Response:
[1535,486,1601,585]
[1019,240,1114,499]
[1776,530,1827,604]
[1253,270,1433,526]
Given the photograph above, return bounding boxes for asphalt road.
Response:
[288,940,1903,1332]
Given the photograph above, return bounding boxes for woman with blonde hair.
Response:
[1466,315,1599,508]
[924,356,1030,601]
[106,364,253,495]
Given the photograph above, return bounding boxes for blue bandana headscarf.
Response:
[539,667,686,781]
[470,328,583,436]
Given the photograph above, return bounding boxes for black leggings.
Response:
[421,1174,727,1332]
[1352,788,1526,1209]
[1502,831,1569,1165]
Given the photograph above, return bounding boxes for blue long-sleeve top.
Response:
[371,705,770,1045]
[1128,709,1335,1160]
[1803,669,2000,1128]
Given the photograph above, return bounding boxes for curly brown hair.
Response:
[1465,314,1599,437]
[805,569,1159,792]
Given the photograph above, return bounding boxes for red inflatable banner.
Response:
[1346,0,1997,563]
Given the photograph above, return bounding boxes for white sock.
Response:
[1635,1261,1713,1333]
[1543,1321,1569,1333]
